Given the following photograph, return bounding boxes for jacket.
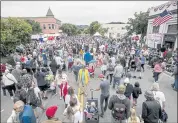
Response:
[84,52,92,63]
[19,105,36,123]
[113,64,123,78]
[2,73,17,86]
[142,100,162,123]
[78,69,89,85]
[108,94,130,119]
[132,87,142,98]
[60,83,68,98]
[124,84,133,98]
[154,64,162,73]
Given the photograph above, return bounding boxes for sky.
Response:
[2,1,167,25]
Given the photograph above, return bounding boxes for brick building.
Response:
[23,8,62,35]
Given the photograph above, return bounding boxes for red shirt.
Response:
[0,64,6,73]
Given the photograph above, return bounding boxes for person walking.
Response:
[49,59,58,76]
[78,65,90,96]
[2,69,17,99]
[128,108,141,123]
[132,82,142,106]
[113,60,123,89]
[172,62,178,91]
[72,61,82,83]
[108,84,131,123]
[153,60,163,82]
[106,59,115,85]
[94,74,110,117]
[142,90,162,123]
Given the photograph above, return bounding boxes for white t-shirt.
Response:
[74,111,83,123]
[152,91,166,109]
[55,56,62,65]
[34,87,41,99]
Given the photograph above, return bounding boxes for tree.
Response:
[126,11,149,44]
[60,23,78,36]
[1,17,32,52]
[26,20,42,34]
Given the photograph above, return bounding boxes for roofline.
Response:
[148,9,178,19]
[1,16,61,22]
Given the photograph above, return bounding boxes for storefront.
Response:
[146,1,178,50]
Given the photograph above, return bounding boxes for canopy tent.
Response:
[93,32,102,37]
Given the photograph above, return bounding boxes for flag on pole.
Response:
[153,10,173,26]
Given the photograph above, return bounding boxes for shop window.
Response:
[167,24,178,33]
[52,24,55,29]
[152,26,160,33]
[48,24,51,29]
[43,24,46,29]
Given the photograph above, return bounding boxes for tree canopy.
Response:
[60,23,78,36]
[26,19,42,34]
[126,11,149,38]
[88,21,108,36]
[1,17,32,52]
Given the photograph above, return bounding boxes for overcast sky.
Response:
[2,1,167,25]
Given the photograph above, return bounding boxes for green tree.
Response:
[60,23,78,36]
[126,11,149,44]
[88,21,108,36]
[1,17,32,52]
[26,19,42,34]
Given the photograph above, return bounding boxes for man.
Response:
[84,50,92,65]
[78,65,90,96]
[108,84,130,123]
[95,74,110,117]
[11,62,22,83]
[142,90,162,123]
[13,100,36,123]
[113,60,123,89]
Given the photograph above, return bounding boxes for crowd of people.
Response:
[0,35,177,123]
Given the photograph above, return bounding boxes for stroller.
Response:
[84,89,99,123]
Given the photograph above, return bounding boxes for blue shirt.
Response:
[19,105,36,123]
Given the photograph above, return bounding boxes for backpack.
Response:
[26,88,40,107]
[112,95,126,120]
[108,64,114,71]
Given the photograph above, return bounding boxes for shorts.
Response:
[38,84,49,91]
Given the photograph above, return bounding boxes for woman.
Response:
[153,60,163,82]
[63,98,82,123]
[34,67,48,100]
[60,75,69,107]
[65,87,80,108]
[2,69,17,100]
[128,108,141,123]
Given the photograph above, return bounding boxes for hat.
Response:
[124,78,130,84]
[144,90,154,98]
[46,106,58,118]
[98,74,105,78]
[117,84,126,94]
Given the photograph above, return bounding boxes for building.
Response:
[102,22,129,40]
[146,1,177,50]
[14,8,62,35]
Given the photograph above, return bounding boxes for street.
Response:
[1,65,177,123]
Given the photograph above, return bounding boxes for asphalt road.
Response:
[1,66,177,123]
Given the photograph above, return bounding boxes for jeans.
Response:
[113,77,121,89]
[74,73,78,82]
[107,74,113,84]
[100,94,109,115]
[154,72,161,82]
[102,70,106,75]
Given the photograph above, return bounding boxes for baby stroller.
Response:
[84,89,99,123]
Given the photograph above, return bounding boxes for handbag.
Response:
[160,109,168,122]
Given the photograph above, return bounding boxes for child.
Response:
[101,61,107,75]
[132,82,142,106]
[128,108,141,123]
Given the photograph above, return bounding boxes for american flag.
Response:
[153,10,173,26]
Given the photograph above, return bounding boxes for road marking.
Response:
[1,109,4,112]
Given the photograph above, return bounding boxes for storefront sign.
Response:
[146,34,163,48]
